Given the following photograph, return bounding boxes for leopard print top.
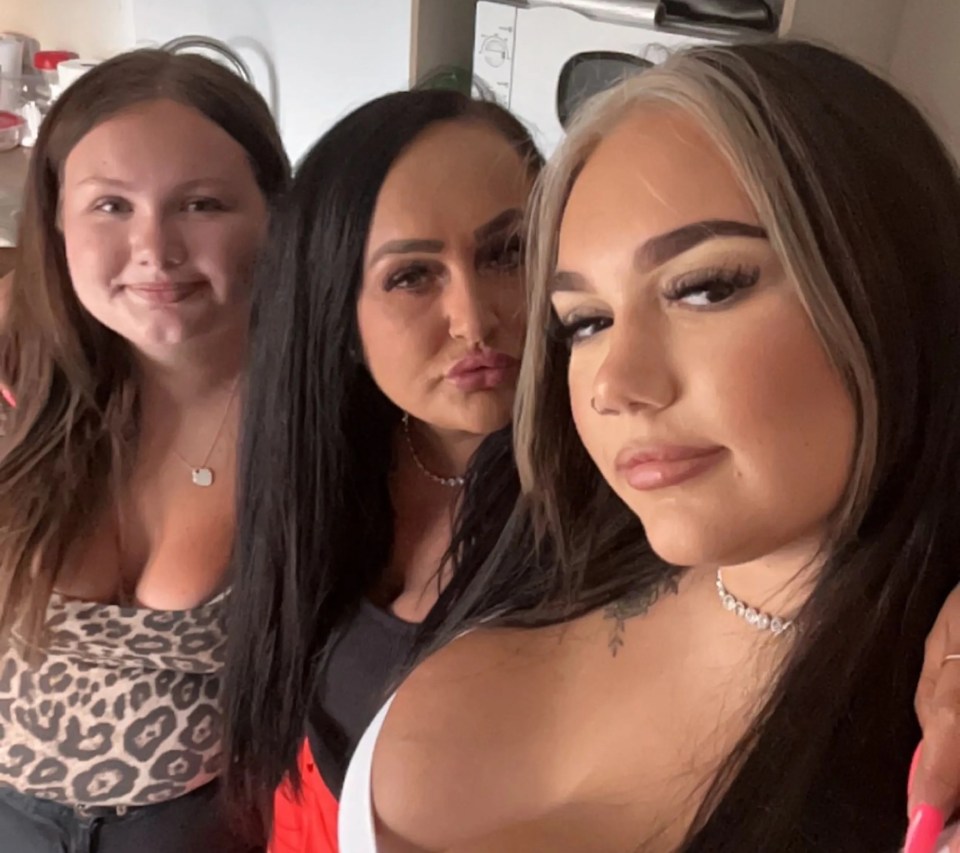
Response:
[0,591,227,808]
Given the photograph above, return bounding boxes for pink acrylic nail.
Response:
[905,804,945,853]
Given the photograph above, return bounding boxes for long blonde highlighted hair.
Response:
[518,41,879,572]
[506,41,960,848]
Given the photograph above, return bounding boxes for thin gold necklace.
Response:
[401,413,465,488]
[171,378,241,488]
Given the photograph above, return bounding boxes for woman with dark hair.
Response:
[0,50,289,851]
[338,41,960,853]
[222,90,543,851]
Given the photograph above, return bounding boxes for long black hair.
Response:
[512,41,960,850]
[223,89,542,812]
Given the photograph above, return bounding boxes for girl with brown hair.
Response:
[0,49,288,851]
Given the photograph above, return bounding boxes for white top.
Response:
[338,693,396,852]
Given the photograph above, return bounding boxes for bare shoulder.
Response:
[372,617,603,851]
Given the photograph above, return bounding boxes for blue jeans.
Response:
[0,780,261,853]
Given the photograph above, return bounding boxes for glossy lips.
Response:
[446,350,519,392]
[614,444,725,491]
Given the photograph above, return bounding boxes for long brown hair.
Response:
[0,49,289,646]
[513,41,960,848]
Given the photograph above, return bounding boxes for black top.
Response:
[307,598,419,796]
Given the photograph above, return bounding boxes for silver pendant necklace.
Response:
[172,378,241,488]
[716,568,794,636]
[401,412,465,488]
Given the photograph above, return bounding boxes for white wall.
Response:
[888,0,960,159]
[130,0,416,165]
[0,0,34,38]
[1,0,418,164]
[1,0,135,58]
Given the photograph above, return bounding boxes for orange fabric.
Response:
[270,739,339,853]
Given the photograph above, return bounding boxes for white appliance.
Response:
[474,0,753,156]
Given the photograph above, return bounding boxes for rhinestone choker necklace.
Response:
[716,569,793,636]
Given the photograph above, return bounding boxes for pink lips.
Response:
[446,350,519,392]
[614,444,725,491]
[124,281,202,305]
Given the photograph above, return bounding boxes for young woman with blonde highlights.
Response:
[340,41,960,853]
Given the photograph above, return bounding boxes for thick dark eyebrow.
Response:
[368,208,524,266]
[368,239,445,266]
[550,271,590,294]
[550,218,768,294]
[474,208,524,242]
[636,219,767,269]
